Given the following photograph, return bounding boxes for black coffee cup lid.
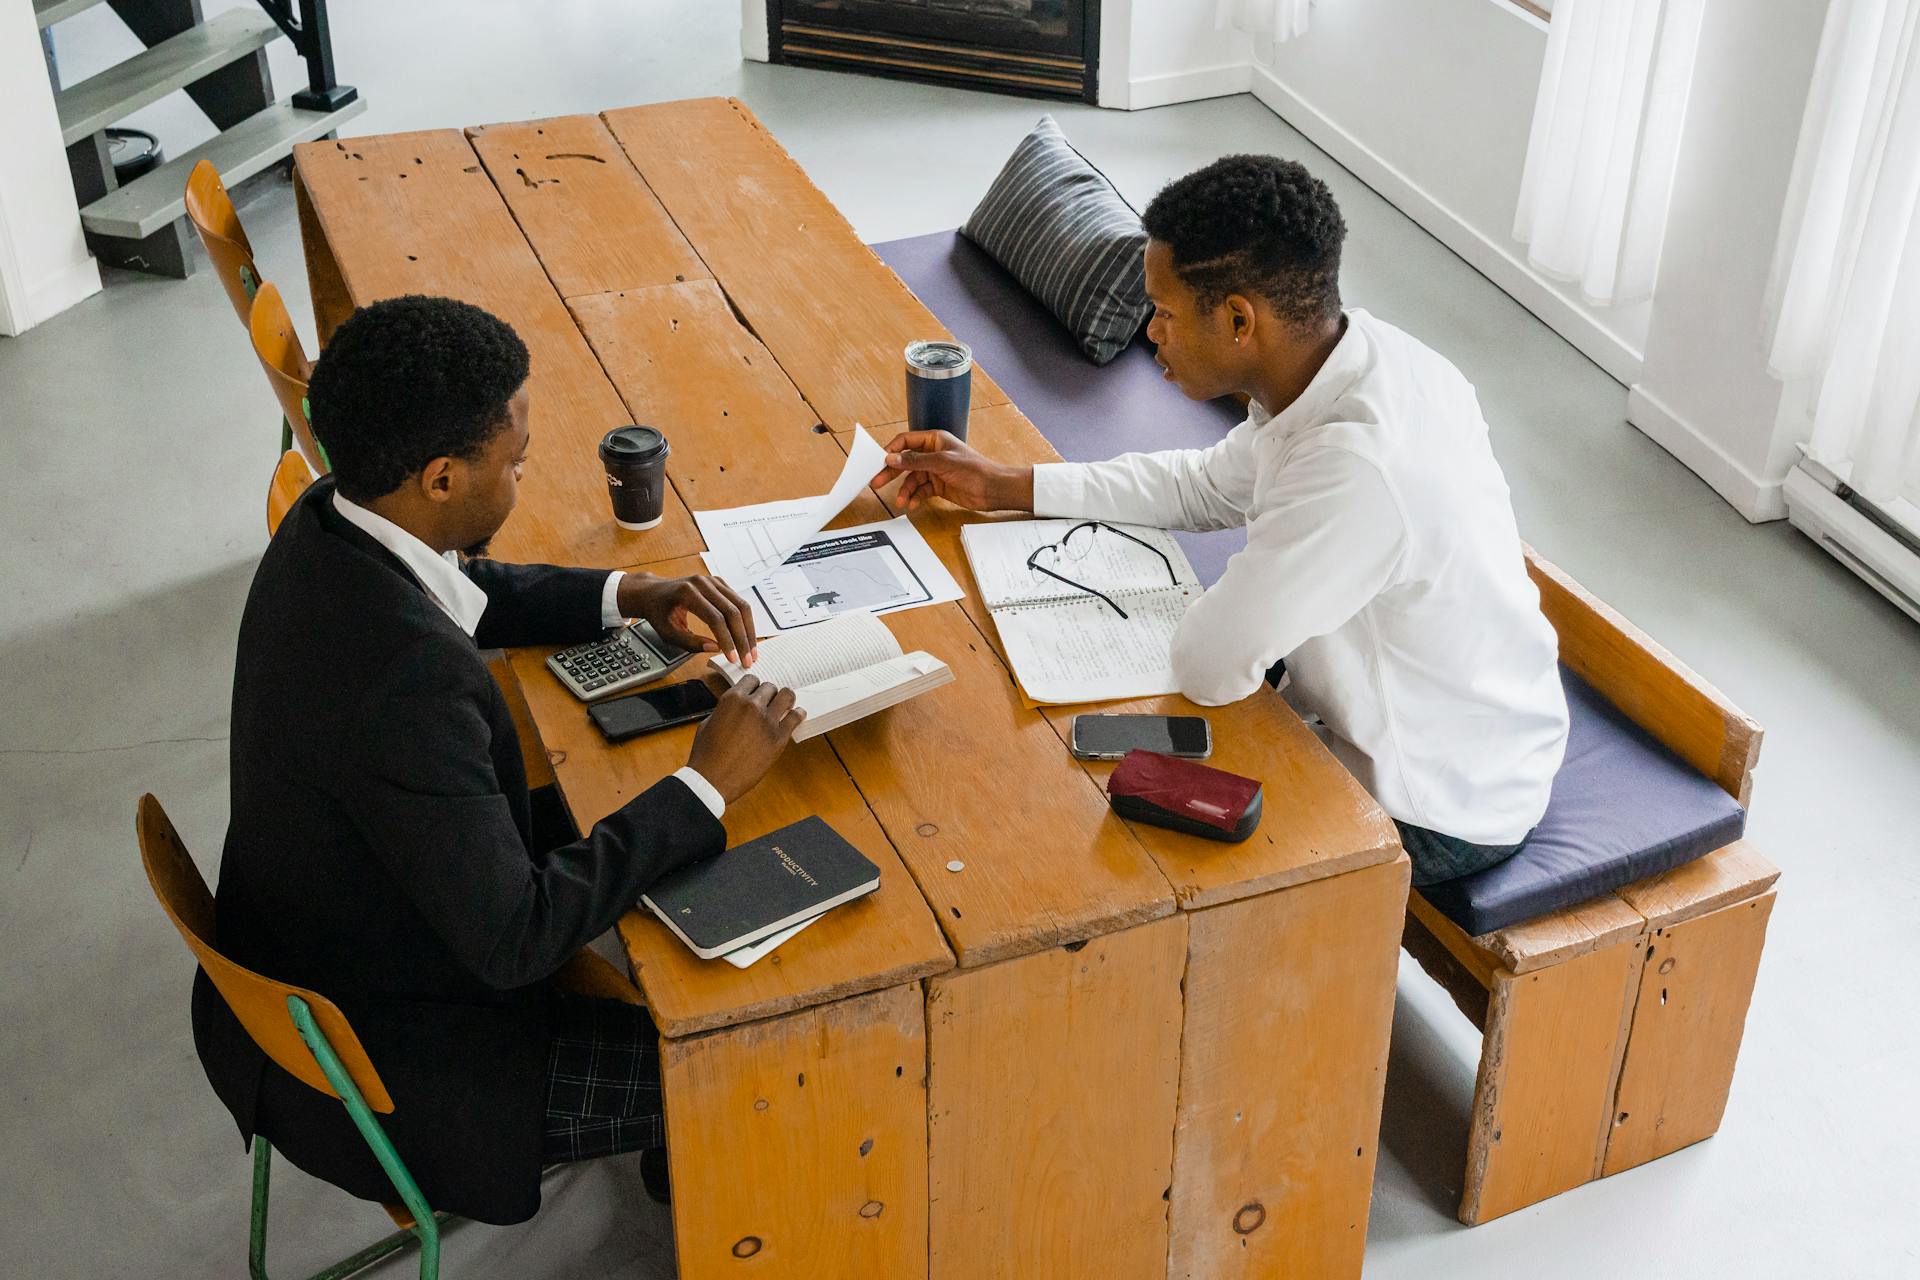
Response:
[601,425,668,463]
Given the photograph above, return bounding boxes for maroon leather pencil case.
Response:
[1106,749,1263,843]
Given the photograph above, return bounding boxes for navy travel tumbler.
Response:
[904,340,973,441]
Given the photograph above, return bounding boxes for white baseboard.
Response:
[1124,62,1252,111]
[1,251,100,339]
[1247,63,1644,387]
[1627,385,1789,523]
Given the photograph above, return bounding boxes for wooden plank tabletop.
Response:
[509,563,953,1039]
[291,130,702,570]
[568,281,866,515]
[297,96,1398,1014]
[603,98,1009,432]
[467,115,711,300]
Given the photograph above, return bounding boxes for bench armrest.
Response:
[1525,546,1762,807]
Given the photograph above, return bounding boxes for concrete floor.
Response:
[5,2,1918,1277]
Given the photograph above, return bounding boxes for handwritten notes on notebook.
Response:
[960,520,1202,704]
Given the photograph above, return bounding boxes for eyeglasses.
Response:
[1025,521,1177,619]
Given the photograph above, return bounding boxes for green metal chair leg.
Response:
[287,996,442,1280]
[250,1139,272,1280]
[280,416,294,455]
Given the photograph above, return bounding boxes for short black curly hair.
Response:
[307,295,530,502]
[1142,155,1346,330]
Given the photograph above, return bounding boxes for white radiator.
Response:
[1784,456,1920,625]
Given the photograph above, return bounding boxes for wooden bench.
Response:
[1400,548,1779,1224]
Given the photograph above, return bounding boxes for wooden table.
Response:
[295,98,1410,1280]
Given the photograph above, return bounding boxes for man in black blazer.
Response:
[194,295,802,1225]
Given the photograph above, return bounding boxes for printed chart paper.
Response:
[703,516,961,633]
[695,429,889,581]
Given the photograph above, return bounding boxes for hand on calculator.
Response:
[616,572,758,666]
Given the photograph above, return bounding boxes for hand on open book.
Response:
[869,429,1035,514]
[686,674,806,804]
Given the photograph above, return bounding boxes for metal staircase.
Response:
[39,0,365,277]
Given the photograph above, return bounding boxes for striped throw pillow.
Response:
[961,116,1150,366]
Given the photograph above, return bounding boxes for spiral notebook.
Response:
[959,519,1202,704]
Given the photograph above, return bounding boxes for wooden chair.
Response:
[187,160,308,462]
[266,450,316,537]
[249,283,329,475]
[139,797,641,1277]
[136,794,447,1279]
[1399,548,1779,1224]
[184,159,261,328]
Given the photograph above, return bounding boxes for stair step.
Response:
[81,97,368,240]
[56,8,281,147]
[36,0,108,29]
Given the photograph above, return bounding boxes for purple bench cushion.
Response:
[1418,669,1746,936]
[871,229,1745,935]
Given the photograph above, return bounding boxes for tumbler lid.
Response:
[600,425,669,464]
[904,340,973,380]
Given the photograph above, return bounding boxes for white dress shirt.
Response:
[1032,309,1568,845]
[332,493,726,818]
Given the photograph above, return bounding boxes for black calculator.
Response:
[546,620,693,701]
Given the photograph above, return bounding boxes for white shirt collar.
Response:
[331,492,490,637]
[1253,309,1373,436]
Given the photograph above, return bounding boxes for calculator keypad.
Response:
[551,630,667,698]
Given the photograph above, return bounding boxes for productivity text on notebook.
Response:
[960,519,1202,704]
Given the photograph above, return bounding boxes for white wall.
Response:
[1164,0,1828,523]
[1242,0,1647,384]
[1626,0,1828,522]
[0,7,101,337]
[1100,0,1250,109]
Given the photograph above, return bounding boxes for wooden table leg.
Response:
[659,982,930,1279]
[926,915,1188,1280]
[1166,856,1409,1280]
[292,164,352,346]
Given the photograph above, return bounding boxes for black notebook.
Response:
[641,817,880,960]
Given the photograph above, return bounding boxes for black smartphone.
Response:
[1069,713,1212,761]
[588,681,720,743]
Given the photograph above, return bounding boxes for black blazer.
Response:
[193,477,723,1224]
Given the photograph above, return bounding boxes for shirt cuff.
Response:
[1031,462,1088,518]
[600,572,627,628]
[671,766,726,820]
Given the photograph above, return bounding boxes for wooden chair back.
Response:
[135,794,396,1113]
[184,159,261,327]
[248,282,328,475]
[1524,547,1762,807]
[267,449,317,537]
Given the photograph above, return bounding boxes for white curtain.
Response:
[1513,0,1706,306]
[1764,0,1920,508]
[1216,0,1312,50]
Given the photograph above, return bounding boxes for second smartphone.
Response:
[588,681,719,743]
[1069,713,1212,761]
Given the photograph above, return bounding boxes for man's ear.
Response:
[1224,294,1257,345]
[419,456,456,503]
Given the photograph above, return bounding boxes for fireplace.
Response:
[767,1,1099,102]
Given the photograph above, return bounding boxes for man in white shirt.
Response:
[873,155,1569,887]
[195,295,799,1225]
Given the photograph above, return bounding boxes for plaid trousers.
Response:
[542,988,666,1164]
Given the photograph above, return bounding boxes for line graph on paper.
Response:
[752,530,933,630]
